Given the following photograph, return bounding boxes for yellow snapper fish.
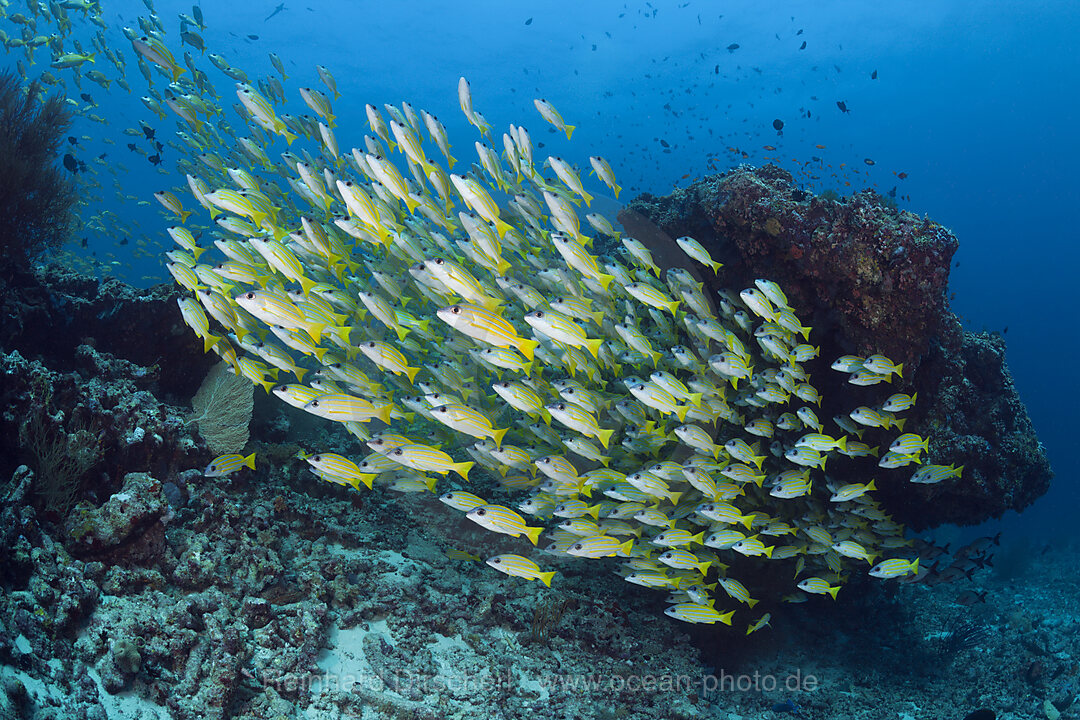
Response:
[162,71,932,635]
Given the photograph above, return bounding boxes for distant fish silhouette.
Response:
[871,69,878,79]
[836,100,850,113]
[726,43,739,52]
[63,154,78,173]
[265,2,285,21]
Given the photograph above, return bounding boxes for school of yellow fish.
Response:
[5,0,957,632]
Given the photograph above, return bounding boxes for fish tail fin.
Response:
[305,323,325,344]
[492,427,509,448]
[618,538,634,555]
[453,460,474,481]
[763,545,774,558]
[668,491,682,506]
[374,402,393,424]
[291,366,306,382]
[596,427,614,449]
[584,337,603,359]
[283,128,298,146]
[895,418,906,432]
[581,189,593,207]
[494,218,513,239]
[836,435,848,452]
[747,597,759,608]
[517,338,538,361]
[524,525,543,546]
[674,404,689,423]
[827,586,840,600]
[911,392,918,405]
[178,209,192,223]
[242,452,257,470]
[866,479,877,492]
[612,182,622,199]
[667,299,681,316]
[564,125,575,140]
[405,366,420,384]
[895,362,903,378]
[539,571,556,587]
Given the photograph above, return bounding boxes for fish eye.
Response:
[245,292,255,299]
[535,311,544,318]
[310,400,319,407]
[434,258,444,265]
[366,342,375,347]
[491,558,500,564]
[450,305,461,314]
[476,508,486,516]
[313,455,321,461]
[556,403,566,410]
[393,448,403,455]
[571,543,582,551]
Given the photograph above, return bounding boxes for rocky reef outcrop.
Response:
[624,165,1051,528]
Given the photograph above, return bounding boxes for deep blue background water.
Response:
[25,0,1079,541]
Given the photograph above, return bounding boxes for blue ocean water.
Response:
[3,2,1078,717]
[56,0,1075,537]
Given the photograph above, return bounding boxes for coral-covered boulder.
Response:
[625,166,1051,527]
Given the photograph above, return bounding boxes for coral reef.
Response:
[625,166,1051,527]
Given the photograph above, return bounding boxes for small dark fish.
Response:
[836,100,850,113]
[98,152,107,160]
[119,237,129,246]
[265,2,285,21]
[525,17,532,25]
[141,124,155,140]
[247,34,259,40]
[80,237,88,248]
[799,40,806,50]
[887,186,897,198]
[1003,326,1008,334]
[871,69,878,79]
[127,143,138,152]
[63,153,78,173]
[154,141,164,152]
[148,153,162,165]
[796,28,803,35]
[714,64,719,74]
[68,136,79,145]
[896,171,908,179]
[956,590,987,606]
[77,160,87,172]
[772,700,803,716]
[726,43,739,52]
[863,158,875,166]
[80,92,93,103]
[772,118,784,135]
[659,139,670,147]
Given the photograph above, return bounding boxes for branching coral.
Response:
[0,71,77,271]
